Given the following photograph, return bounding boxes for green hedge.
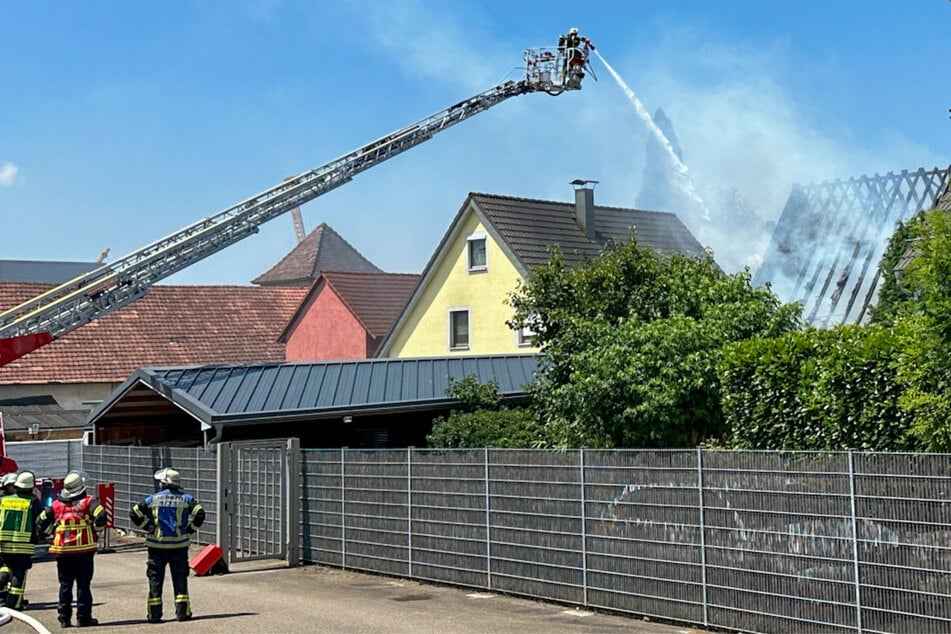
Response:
[719,325,915,450]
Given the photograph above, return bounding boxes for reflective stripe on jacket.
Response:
[49,496,105,554]
[131,488,204,549]
[0,493,42,555]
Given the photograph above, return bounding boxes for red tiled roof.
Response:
[322,271,421,338]
[0,283,308,384]
[252,223,381,286]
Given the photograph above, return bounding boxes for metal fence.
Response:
[6,439,83,479]
[74,444,951,634]
[81,445,218,545]
[300,448,951,634]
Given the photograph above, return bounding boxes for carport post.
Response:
[216,442,233,564]
[286,437,300,567]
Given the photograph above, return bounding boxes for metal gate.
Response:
[216,438,299,566]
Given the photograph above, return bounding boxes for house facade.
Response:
[377,184,709,358]
[281,271,420,360]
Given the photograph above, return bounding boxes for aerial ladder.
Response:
[0,42,593,367]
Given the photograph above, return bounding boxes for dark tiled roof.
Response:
[0,283,308,383]
[322,271,420,338]
[90,354,541,426]
[753,166,951,326]
[0,403,88,431]
[252,223,381,286]
[470,192,708,270]
[0,260,101,283]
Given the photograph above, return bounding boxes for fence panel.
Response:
[487,448,584,604]
[408,449,488,588]
[702,451,855,634]
[301,450,343,566]
[854,453,951,634]
[341,450,409,576]
[6,439,83,478]
[81,445,217,545]
[584,450,703,623]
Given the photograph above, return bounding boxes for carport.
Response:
[86,354,539,448]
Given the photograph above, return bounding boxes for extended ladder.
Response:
[0,46,581,366]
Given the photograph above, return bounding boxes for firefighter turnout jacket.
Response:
[0,493,44,555]
[130,487,205,549]
[39,496,107,554]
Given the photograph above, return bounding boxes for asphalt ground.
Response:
[2,539,708,634]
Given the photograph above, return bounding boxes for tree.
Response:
[889,209,951,450]
[508,235,801,448]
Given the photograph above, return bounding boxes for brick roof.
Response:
[470,192,708,269]
[322,271,421,338]
[252,223,381,286]
[0,283,308,384]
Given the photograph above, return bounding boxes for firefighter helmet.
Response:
[569,27,579,35]
[1,473,16,489]
[62,470,87,500]
[154,467,181,487]
[14,471,35,492]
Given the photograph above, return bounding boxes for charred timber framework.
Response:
[754,166,951,326]
[0,45,582,367]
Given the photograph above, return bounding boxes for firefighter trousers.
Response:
[146,547,191,621]
[2,553,32,610]
[56,552,95,624]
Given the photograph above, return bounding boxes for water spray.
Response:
[592,50,710,221]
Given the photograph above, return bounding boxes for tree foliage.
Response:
[426,375,545,448]
[888,210,951,450]
[508,235,801,448]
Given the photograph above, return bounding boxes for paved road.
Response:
[4,543,706,633]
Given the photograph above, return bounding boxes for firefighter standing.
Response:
[37,471,107,628]
[558,27,594,81]
[130,468,205,623]
[0,471,44,610]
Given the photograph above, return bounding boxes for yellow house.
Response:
[376,183,708,358]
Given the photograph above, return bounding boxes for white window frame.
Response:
[466,233,488,273]
[516,324,537,348]
[448,308,471,351]
[515,314,538,348]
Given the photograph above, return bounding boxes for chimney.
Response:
[571,179,599,240]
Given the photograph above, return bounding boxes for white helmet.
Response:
[569,27,579,35]
[61,471,87,501]
[154,467,181,487]
[1,473,16,489]
[14,471,35,492]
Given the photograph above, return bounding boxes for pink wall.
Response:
[285,282,369,361]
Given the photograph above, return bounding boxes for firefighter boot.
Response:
[175,594,192,621]
[146,597,162,623]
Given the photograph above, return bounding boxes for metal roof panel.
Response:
[100,355,541,428]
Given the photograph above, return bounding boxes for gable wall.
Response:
[285,283,369,361]
[386,211,533,357]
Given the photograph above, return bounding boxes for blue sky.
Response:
[2,1,949,284]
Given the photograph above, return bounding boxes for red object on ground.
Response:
[97,482,115,528]
[190,544,225,576]
[0,332,55,367]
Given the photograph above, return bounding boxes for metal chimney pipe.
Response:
[571,179,599,240]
